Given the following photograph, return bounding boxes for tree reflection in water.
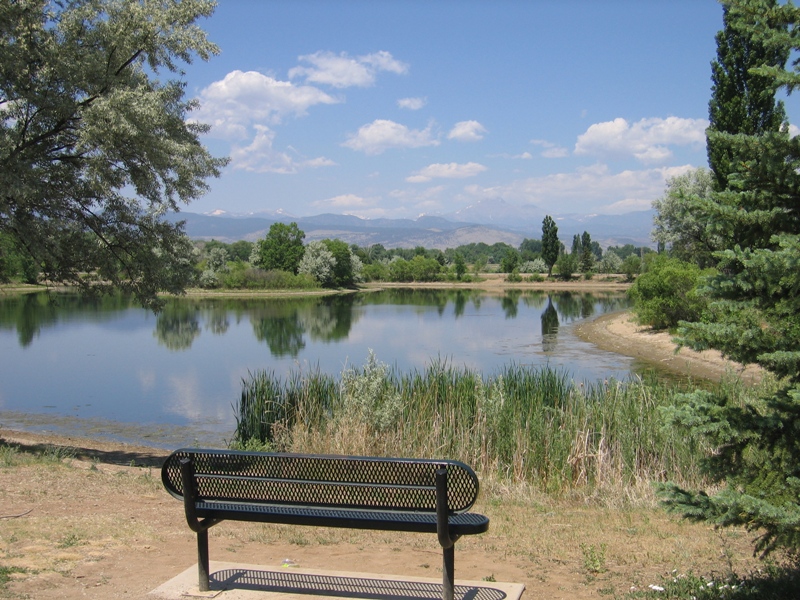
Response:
[541,296,559,353]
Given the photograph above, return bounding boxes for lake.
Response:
[0,289,637,448]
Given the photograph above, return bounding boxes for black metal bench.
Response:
[161,448,490,600]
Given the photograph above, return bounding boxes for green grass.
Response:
[625,563,800,599]
[232,352,722,495]
[0,566,30,589]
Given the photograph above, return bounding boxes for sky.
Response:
[178,0,774,220]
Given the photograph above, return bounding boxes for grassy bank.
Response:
[231,353,746,502]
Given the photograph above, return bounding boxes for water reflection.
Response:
[0,289,634,445]
[0,289,631,358]
[155,304,201,350]
[541,298,559,352]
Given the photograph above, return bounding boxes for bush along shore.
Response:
[233,352,771,500]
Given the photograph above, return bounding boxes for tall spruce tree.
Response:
[660,0,800,556]
[707,0,788,192]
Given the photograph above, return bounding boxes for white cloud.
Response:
[448,120,487,142]
[574,117,707,164]
[604,198,654,213]
[230,125,335,173]
[313,194,375,210]
[790,123,800,138]
[530,139,569,158]
[398,97,427,110]
[342,119,439,154]
[406,162,487,183]
[464,163,696,214]
[192,70,338,140]
[289,50,408,88]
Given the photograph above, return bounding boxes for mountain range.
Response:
[170,198,656,250]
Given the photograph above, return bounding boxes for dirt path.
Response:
[0,430,763,600]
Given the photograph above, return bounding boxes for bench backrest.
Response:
[162,449,480,513]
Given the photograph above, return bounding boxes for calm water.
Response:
[0,289,635,448]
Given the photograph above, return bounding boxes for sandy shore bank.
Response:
[575,309,764,384]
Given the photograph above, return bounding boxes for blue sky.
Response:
[182,0,756,220]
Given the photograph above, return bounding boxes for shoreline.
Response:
[575,309,764,385]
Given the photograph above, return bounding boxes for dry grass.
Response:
[0,440,787,600]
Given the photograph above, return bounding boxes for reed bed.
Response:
[233,352,716,500]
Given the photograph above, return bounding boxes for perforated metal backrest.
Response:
[161,449,480,513]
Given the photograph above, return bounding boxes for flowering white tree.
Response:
[298,241,334,286]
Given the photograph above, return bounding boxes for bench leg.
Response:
[197,529,211,592]
[443,545,455,600]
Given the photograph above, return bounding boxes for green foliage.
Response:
[542,215,560,276]
[626,564,800,599]
[607,244,653,260]
[521,258,547,274]
[361,261,389,282]
[298,240,334,285]
[599,250,623,274]
[499,248,520,273]
[254,223,306,274]
[453,252,467,280]
[554,252,576,281]
[621,255,641,282]
[519,237,543,260]
[628,256,712,330]
[660,0,800,558]
[218,267,318,290]
[0,565,29,589]
[322,238,356,287]
[707,0,788,192]
[0,0,227,309]
[338,350,403,432]
[408,255,441,281]
[580,231,594,273]
[652,168,721,268]
[580,543,607,575]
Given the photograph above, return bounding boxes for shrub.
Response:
[505,268,523,283]
[554,253,577,281]
[621,255,641,282]
[628,256,711,330]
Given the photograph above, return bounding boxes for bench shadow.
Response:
[0,436,167,468]
[210,568,508,600]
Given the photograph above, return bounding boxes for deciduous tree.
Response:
[541,216,559,276]
[0,0,226,309]
[254,222,306,274]
[651,168,720,268]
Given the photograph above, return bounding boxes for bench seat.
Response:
[192,500,490,533]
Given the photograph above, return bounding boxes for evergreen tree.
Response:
[707,0,788,191]
[541,216,559,277]
[660,0,800,556]
[571,234,581,257]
